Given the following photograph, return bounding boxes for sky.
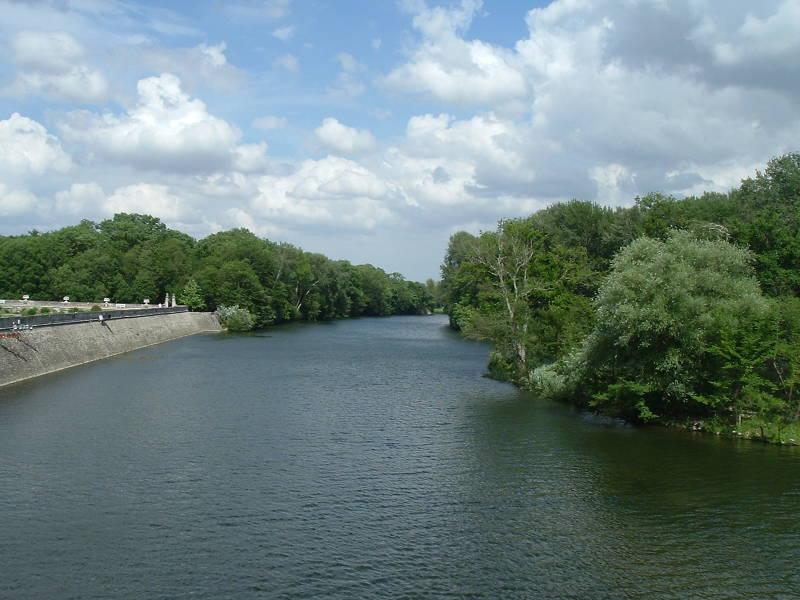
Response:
[1,0,799,282]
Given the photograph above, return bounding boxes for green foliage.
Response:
[591,379,658,422]
[23,308,38,315]
[570,231,769,421]
[443,218,596,383]
[695,314,781,424]
[90,305,101,311]
[440,231,482,316]
[441,153,800,434]
[486,350,516,382]
[425,279,444,308]
[528,199,624,270]
[98,213,168,253]
[178,279,205,311]
[770,297,800,422]
[216,305,255,332]
[448,302,476,331]
[0,213,433,328]
[730,155,800,296]
[39,307,50,314]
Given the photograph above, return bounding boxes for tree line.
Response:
[0,215,434,325]
[440,153,800,441]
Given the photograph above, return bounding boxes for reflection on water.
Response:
[1,314,798,599]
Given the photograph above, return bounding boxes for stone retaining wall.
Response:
[0,311,222,388]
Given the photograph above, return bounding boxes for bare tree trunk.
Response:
[295,279,320,312]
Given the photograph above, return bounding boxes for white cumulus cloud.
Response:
[382,0,800,207]
[6,30,109,103]
[249,156,394,230]
[274,54,299,71]
[0,113,72,176]
[327,53,366,98]
[233,142,270,173]
[58,73,248,173]
[134,42,245,92]
[314,118,376,154]
[384,0,526,107]
[104,183,188,222]
[0,183,37,217]
[54,182,106,215]
[271,25,295,41]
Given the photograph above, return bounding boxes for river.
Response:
[1,314,798,598]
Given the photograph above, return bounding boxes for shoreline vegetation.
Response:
[5,156,800,448]
[0,215,436,333]
[440,153,800,446]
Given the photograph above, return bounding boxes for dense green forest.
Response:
[441,153,800,442]
[0,216,434,325]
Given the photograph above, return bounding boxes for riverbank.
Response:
[523,385,800,448]
[0,311,222,387]
[672,418,800,446]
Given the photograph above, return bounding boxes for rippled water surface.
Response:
[1,314,799,599]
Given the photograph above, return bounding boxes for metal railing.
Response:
[0,299,156,309]
[0,306,189,331]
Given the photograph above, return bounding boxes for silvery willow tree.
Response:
[560,230,773,422]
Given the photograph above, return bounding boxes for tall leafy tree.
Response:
[572,230,769,421]
[178,279,206,311]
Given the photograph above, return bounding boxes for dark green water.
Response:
[1,314,799,599]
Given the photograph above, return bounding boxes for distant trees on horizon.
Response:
[0,213,435,326]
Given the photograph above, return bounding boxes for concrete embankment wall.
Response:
[0,312,222,387]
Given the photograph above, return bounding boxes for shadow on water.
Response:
[444,388,800,598]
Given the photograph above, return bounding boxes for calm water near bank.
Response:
[1,314,799,599]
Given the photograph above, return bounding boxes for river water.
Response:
[1,314,798,599]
